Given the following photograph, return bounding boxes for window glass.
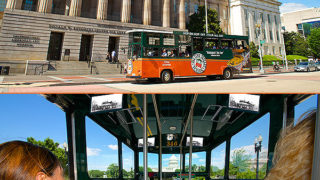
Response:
[129,44,141,59]
[139,153,158,173]
[161,48,178,57]
[270,31,273,40]
[294,95,317,126]
[185,152,206,172]
[229,113,270,179]
[193,37,204,51]
[211,142,226,179]
[147,33,160,45]
[162,154,181,172]
[132,33,141,43]
[144,47,159,57]
[163,34,175,46]
[220,40,233,49]
[178,35,191,44]
[178,45,192,57]
[205,38,220,49]
[86,117,119,178]
[122,144,134,178]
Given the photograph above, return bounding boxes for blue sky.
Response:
[0,94,317,171]
[279,0,320,13]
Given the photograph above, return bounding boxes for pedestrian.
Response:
[112,50,117,63]
[124,62,127,74]
[106,52,112,63]
[0,140,65,180]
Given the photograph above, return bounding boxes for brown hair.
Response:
[0,141,61,180]
[265,110,316,180]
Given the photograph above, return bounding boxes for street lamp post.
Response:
[255,24,264,73]
[281,28,288,71]
[254,135,263,180]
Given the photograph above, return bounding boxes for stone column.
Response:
[121,0,131,23]
[38,0,53,13]
[97,0,108,20]
[143,0,151,25]
[6,0,22,9]
[69,0,82,17]
[179,0,185,29]
[163,0,170,27]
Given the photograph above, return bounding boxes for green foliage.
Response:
[27,137,68,176]
[249,42,259,58]
[139,166,153,172]
[283,31,312,57]
[307,28,320,58]
[231,148,250,173]
[106,163,119,178]
[123,169,134,178]
[263,55,281,61]
[286,55,308,61]
[187,6,223,34]
[88,170,105,178]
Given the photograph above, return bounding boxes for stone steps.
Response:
[43,61,121,75]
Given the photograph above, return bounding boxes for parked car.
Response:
[315,62,320,71]
[294,62,317,72]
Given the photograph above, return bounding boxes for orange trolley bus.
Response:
[126,29,252,83]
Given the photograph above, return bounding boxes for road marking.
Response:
[48,76,73,83]
[81,76,112,82]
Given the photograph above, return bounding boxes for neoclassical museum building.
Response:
[0,0,282,74]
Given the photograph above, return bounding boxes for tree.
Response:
[308,28,320,58]
[283,31,311,57]
[229,148,251,178]
[88,170,105,178]
[139,166,153,172]
[249,42,259,58]
[106,163,119,178]
[187,6,223,34]
[27,137,68,176]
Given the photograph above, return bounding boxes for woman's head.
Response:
[265,110,316,180]
[0,141,64,180]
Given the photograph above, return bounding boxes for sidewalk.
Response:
[0,67,295,87]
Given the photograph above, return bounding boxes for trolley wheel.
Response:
[161,70,172,83]
[223,68,233,80]
[307,68,310,72]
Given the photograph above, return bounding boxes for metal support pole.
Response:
[224,138,231,180]
[205,0,208,34]
[311,95,320,180]
[188,105,194,180]
[66,111,76,180]
[118,139,123,179]
[256,144,260,179]
[205,150,211,180]
[152,95,162,180]
[282,97,288,132]
[143,94,148,180]
[134,150,139,180]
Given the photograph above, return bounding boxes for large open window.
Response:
[86,117,119,178]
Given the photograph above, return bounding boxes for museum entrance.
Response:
[47,32,64,61]
[108,36,119,56]
[79,34,93,62]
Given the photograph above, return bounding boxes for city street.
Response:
[1,70,320,94]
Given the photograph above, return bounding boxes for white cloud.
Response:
[87,147,102,156]
[199,159,206,162]
[280,3,308,14]
[108,144,118,150]
[185,153,200,160]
